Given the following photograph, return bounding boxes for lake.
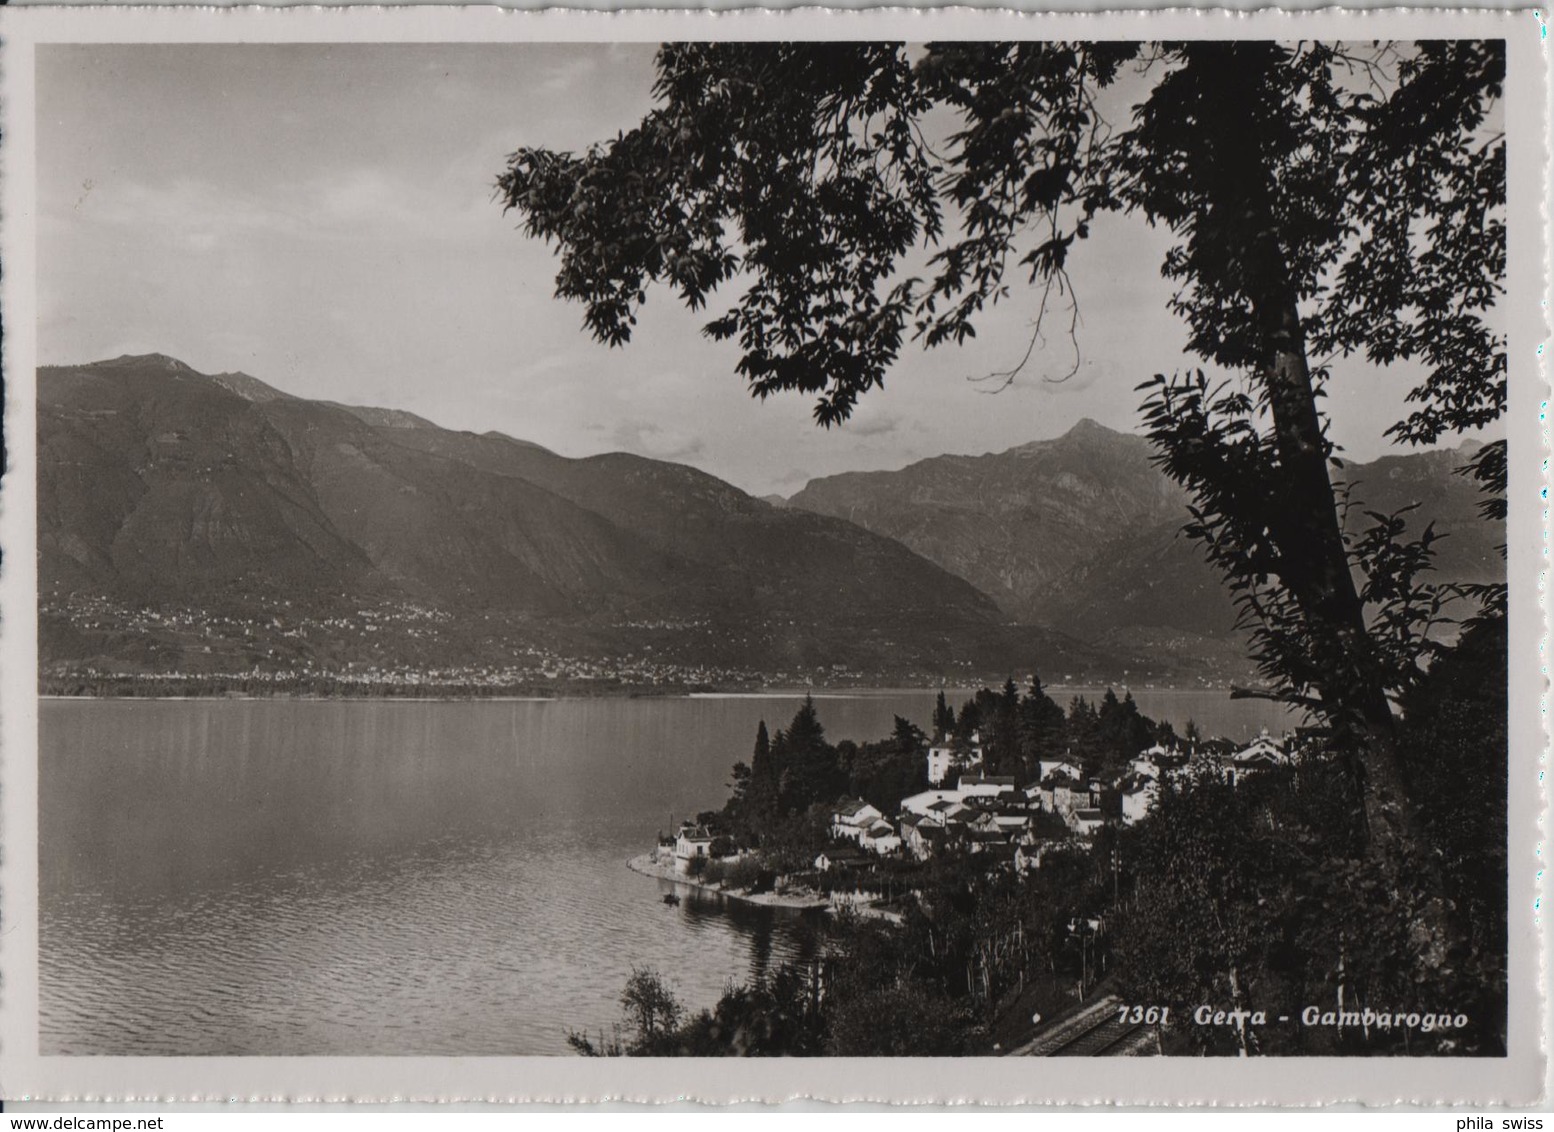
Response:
[40,688,1294,1055]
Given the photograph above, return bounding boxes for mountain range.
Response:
[38,355,1090,685]
[785,422,1502,666]
[37,354,1503,690]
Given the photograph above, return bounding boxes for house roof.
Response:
[960,774,1016,787]
[1029,811,1071,838]
[901,789,961,811]
[1073,808,1104,822]
[820,847,868,862]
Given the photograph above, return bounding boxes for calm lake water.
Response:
[40,688,1293,1055]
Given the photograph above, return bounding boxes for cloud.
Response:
[843,411,901,438]
[65,176,301,253]
[772,467,816,490]
[536,54,602,96]
[60,163,488,255]
[608,420,707,463]
[311,168,423,229]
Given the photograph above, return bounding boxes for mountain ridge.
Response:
[39,354,1113,688]
[786,419,1503,645]
[39,353,1498,691]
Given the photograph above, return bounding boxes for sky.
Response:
[36,43,1491,498]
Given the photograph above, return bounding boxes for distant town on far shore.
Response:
[38,354,1502,699]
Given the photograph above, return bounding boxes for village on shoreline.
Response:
[639,715,1303,919]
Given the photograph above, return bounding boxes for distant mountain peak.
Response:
[67,353,299,405]
[998,418,1141,460]
[94,352,198,374]
[38,351,1019,683]
[1054,417,1141,447]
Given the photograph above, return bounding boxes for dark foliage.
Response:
[497,41,1506,865]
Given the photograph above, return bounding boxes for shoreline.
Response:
[626,854,905,923]
[38,680,1240,705]
[626,854,829,910]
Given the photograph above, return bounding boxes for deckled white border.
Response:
[0,5,1545,1106]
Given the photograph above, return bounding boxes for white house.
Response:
[675,824,714,873]
[994,813,1032,835]
[925,797,967,825]
[814,848,868,872]
[1233,730,1289,765]
[1128,754,1162,781]
[1066,808,1107,837]
[1222,731,1291,784]
[900,815,948,860]
[958,773,1017,798]
[966,810,999,833]
[1041,772,1084,815]
[1038,759,1085,783]
[830,798,884,842]
[926,745,957,786]
[863,822,902,856]
[901,788,969,819]
[927,740,985,786]
[1120,778,1159,825]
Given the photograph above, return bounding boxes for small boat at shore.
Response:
[662,892,681,906]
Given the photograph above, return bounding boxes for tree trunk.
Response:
[1257,289,1414,857]
[1194,42,1415,858]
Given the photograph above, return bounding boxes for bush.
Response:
[702,854,765,891]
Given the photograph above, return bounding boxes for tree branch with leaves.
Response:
[496,39,1505,863]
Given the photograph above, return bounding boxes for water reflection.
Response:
[41,691,1290,1054]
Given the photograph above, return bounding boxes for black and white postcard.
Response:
[0,5,1545,1106]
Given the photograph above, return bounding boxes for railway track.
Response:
[1010,994,1158,1056]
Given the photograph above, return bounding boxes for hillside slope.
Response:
[40,354,1103,686]
[789,420,1503,643]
